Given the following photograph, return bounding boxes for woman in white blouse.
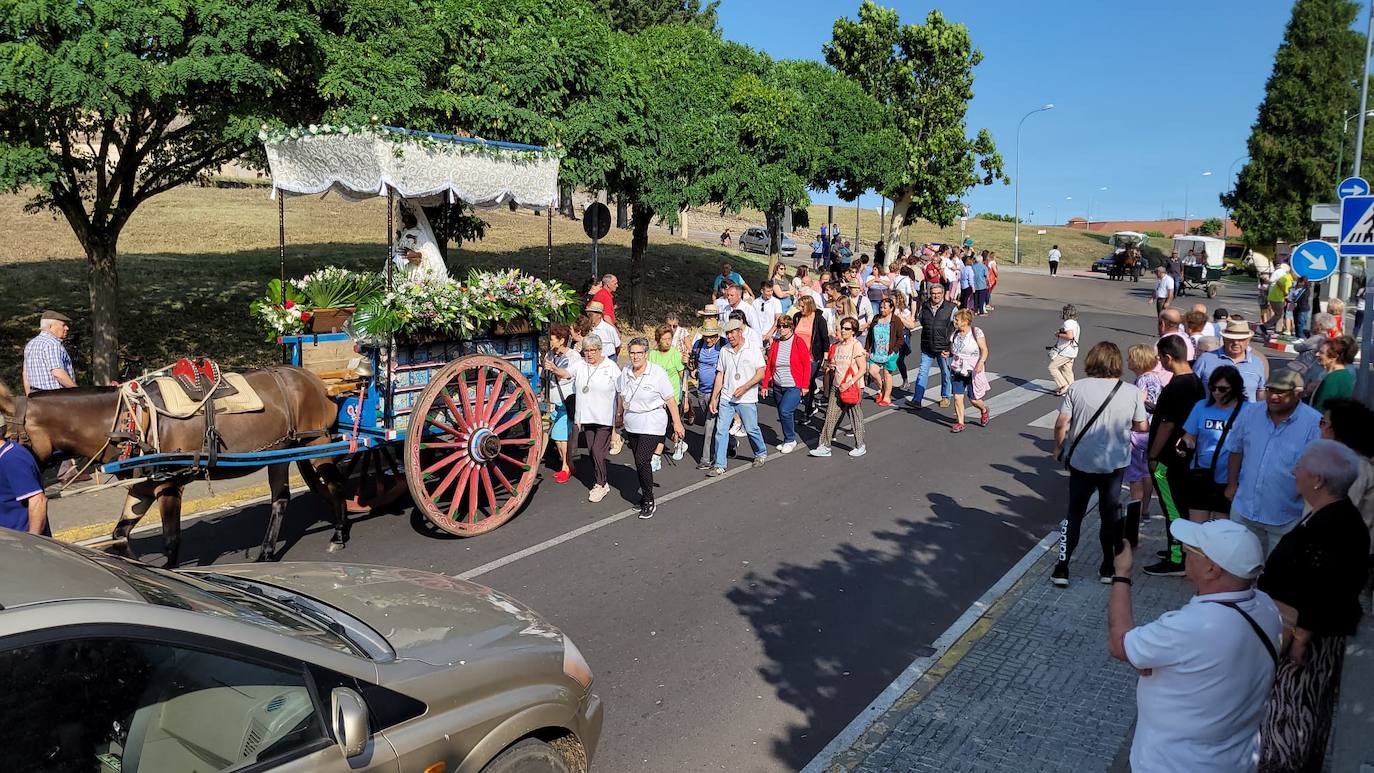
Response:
[545,333,621,504]
[617,337,685,519]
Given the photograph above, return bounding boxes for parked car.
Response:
[738,226,796,257]
[1091,254,1117,273]
[0,530,602,773]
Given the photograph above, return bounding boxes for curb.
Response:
[802,528,1060,773]
[53,473,307,544]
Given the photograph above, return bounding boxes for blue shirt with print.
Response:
[1223,401,1323,526]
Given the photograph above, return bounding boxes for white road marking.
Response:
[799,528,1061,773]
[1028,409,1061,429]
[983,378,1058,416]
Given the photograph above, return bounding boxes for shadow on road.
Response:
[726,459,1059,769]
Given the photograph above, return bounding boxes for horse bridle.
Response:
[2,394,30,446]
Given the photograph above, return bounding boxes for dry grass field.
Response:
[0,185,1122,383]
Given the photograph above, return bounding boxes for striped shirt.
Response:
[23,331,73,391]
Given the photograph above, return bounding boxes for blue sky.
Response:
[716,0,1300,223]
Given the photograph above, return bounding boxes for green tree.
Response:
[0,0,324,381]
[726,59,901,274]
[1221,0,1363,247]
[1191,217,1224,236]
[565,24,755,323]
[825,2,1006,256]
[585,0,719,33]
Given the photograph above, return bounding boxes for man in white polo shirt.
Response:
[706,320,767,476]
[1150,265,1175,315]
[1107,519,1281,772]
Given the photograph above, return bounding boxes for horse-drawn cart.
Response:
[97,124,569,543]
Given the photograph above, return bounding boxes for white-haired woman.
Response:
[1256,439,1371,772]
[545,333,619,503]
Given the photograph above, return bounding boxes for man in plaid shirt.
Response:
[22,311,76,394]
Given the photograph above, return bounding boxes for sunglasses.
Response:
[1210,385,1231,393]
[842,326,857,332]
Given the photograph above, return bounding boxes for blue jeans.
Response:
[714,399,767,468]
[773,386,802,443]
[914,351,952,401]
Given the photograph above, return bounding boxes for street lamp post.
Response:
[1013,103,1054,264]
[1182,170,1213,235]
[1049,202,1058,226]
[1337,110,1374,180]
[1086,186,1108,230]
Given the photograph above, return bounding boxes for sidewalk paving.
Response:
[820,515,1193,773]
[822,511,1374,773]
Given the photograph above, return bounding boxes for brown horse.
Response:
[0,367,348,567]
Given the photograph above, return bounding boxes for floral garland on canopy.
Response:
[252,267,579,343]
[258,122,563,163]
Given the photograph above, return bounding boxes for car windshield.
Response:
[83,552,365,657]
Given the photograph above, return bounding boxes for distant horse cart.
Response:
[1,124,565,566]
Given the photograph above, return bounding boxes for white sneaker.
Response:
[729,423,746,438]
[809,446,832,458]
[778,441,797,454]
[672,439,687,461]
[588,484,610,503]
[651,454,662,473]
[849,445,867,457]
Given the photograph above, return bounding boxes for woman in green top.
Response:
[649,324,687,465]
[1311,335,1359,410]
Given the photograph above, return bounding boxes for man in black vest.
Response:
[910,284,957,409]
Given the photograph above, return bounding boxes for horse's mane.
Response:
[0,381,14,418]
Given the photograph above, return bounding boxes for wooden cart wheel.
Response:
[297,445,409,515]
[405,355,543,536]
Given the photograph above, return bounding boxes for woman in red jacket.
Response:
[762,314,813,454]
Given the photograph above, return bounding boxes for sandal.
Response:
[950,423,965,433]
[980,409,990,427]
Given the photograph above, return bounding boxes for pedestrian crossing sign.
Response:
[1339,194,1374,256]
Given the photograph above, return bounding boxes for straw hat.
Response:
[1220,320,1254,340]
[723,319,744,332]
[585,301,605,314]
[698,304,721,317]
[700,317,722,335]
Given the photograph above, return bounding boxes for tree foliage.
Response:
[584,0,719,33]
[1221,0,1363,247]
[0,0,326,381]
[1191,217,1224,236]
[824,2,1005,253]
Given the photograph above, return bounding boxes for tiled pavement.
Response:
[823,515,1193,773]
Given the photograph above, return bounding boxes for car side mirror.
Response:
[331,687,370,758]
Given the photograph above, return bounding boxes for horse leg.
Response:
[307,456,350,553]
[257,463,292,562]
[110,483,158,561]
[157,484,184,569]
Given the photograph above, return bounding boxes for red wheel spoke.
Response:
[479,372,509,424]
[480,467,499,517]
[425,417,466,439]
[500,438,535,446]
[428,456,471,500]
[496,452,532,471]
[418,441,468,451]
[466,465,481,522]
[473,367,488,420]
[486,389,523,430]
[446,463,477,520]
[421,448,467,476]
[491,465,517,496]
[456,372,477,423]
[439,391,472,432]
[492,407,533,436]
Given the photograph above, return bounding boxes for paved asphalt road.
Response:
[115,268,1254,771]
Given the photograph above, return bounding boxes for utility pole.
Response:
[1355,0,1374,402]
[1013,103,1055,264]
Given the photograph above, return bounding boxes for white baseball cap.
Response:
[1169,519,1264,579]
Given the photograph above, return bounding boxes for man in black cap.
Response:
[22,311,76,394]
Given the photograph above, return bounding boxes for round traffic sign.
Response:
[1339,176,1370,199]
[1291,239,1339,282]
[583,202,611,241]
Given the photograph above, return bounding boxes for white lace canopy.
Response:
[264,127,560,209]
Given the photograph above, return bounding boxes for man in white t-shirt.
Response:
[1108,519,1280,773]
[718,283,762,333]
[753,282,783,339]
[707,320,767,475]
[584,301,621,361]
[1151,266,1175,315]
[1047,244,1061,276]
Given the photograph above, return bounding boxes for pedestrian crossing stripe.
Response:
[1340,195,1374,255]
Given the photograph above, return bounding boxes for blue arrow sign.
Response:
[1292,239,1339,281]
[1341,195,1374,256]
[1339,176,1370,198]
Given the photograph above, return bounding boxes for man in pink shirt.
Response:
[1151,308,1194,385]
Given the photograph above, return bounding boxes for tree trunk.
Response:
[765,208,783,277]
[629,204,652,327]
[87,236,120,384]
[885,193,913,259]
[616,198,629,229]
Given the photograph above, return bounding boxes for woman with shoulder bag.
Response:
[809,316,867,458]
[948,309,991,432]
[1178,365,1246,522]
[543,324,578,484]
